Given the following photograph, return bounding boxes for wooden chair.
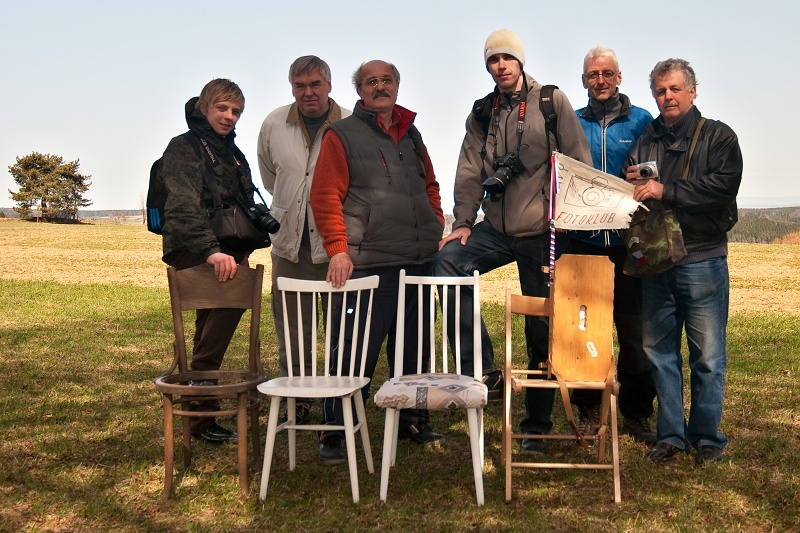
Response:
[502,254,621,503]
[374,270,488,506]
[258,276,379,504]
[153,263,266,499]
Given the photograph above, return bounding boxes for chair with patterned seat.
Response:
[374,270,488,506]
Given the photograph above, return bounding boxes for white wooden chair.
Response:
[502,254,621,503]
[374,270,488,506]
[257,275,379,504]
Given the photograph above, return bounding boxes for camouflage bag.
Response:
[623,202,687,278]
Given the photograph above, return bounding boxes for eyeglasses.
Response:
[363,77,395,87]
[584,70,617,81]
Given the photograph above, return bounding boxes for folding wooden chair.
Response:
[502,254,621,503]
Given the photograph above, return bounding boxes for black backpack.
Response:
[146,132,220,234]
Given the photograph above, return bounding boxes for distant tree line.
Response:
[729,207,800,243]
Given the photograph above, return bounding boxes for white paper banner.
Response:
[553,153,640,230]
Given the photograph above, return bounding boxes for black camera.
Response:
[483,153,526,200]
[244,203,281,235]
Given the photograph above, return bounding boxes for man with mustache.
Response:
[257,56,348,426]
[310,60,445,464]
[433,29,591,454]
[624,58,742,464]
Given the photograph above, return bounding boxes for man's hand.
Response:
[438,226,471,250]
[327,252,353,289]
[206,252,238,282]
[625,165,665,202]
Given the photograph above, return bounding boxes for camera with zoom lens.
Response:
[244,203,281,235]
[637,161,659,179]
[483,152,526,200]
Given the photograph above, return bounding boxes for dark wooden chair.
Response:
[154,263,266,499]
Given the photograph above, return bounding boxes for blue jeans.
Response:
[641,256,729,450]
[432,221,565,434]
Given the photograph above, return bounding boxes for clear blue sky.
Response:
[1,0,797,211]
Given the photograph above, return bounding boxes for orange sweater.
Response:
[310,107,444,259]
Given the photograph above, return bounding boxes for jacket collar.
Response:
[353,101,417,139]
[580,91,633,120]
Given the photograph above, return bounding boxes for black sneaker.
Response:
[278,402,312,425]
[645,442,683,462]
[623,416,657,446]
[695,445,723,465]
[520,437,547,454]
[193,422,237,444]
[318,433,346,465]
[483,370,504,402]
[398,422,443,444]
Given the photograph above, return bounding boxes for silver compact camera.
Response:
[637,161,659,179]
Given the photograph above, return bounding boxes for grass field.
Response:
[1,218,799,532]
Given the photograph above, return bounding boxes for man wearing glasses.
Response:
[310,60,445,463]
[432,29,591,454]
[569,46,657,446]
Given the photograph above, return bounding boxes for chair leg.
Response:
[354,393,374,474]
[341,396,360,503]
[611,394,621,503]
[466,408,485,506]
[250,391,261,467]
[162,394,174,500]
[259,396,281,500]
[379,408,397,502]
[390,408,400,467]
[237,392,249,497]
[181,400,192,469]
[503,390,513,502]
[287,397,297,471]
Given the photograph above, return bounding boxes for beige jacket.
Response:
[257,99,349,263]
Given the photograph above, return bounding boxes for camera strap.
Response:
[491,76,529,155]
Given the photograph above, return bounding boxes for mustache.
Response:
[373,90,391,98]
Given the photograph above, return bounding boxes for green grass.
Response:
[1,220,799,531]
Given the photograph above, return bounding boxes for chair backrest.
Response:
[166,263,265,375]
[275,276,380,379]
[550,254,614,381]
[393,270,482,379]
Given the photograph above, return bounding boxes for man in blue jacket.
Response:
[570,46,657,445]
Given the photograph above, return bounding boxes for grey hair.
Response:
[649,58,698,92]
[583,45,619,73]
[352,61,401,89]
[288,55,332,84]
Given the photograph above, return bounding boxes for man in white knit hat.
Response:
[433,28,591,454]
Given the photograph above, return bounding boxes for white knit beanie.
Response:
[484,29,525,68]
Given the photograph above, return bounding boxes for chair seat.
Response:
[154,370,265,396]
[374,373,488,411]
[258,375,371,399]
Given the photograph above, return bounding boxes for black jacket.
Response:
[626,106,742,253]
[161,97,256,264]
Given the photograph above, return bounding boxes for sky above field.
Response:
[1,0,797,210]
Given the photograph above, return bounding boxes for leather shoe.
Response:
[193,422,237,444]
[646,442,683,462]
[398,422,443,444]
[318,433,346,465]
[695,445,723,465]
[521,437,547,454]
[483,370,504,402]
